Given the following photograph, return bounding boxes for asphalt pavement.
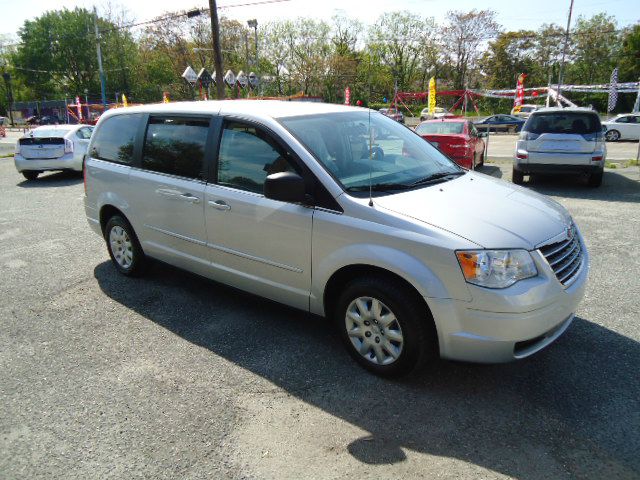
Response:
[1,158,639,479]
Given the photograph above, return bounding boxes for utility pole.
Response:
[208,0,225,99]
[2,72,14,126]
[557,0,575,103]
[93,7,107,107]
[247,19,258,68]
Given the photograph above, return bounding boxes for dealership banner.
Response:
[428,77,436,114]
[344,86,351,105]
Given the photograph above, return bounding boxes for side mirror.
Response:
[478,131,489,138]
[264,172,307,203]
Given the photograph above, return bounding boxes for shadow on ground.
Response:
[17,170,82,188]
[475,164,502,179]
[94,261,639,479]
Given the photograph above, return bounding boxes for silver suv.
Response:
[84,100,588,377]
[513,107,606,187]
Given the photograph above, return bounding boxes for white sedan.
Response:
[602,114,640,141]
[14,124,94,180]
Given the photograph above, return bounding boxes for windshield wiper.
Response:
[347,183,413,192]
[409,171,465,187]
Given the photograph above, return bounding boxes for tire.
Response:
[605,129,620,142]
[22,171,40,180]
[104,215,147,276]
[512,167,524,185]
[588,169,603,187]
[335,275,438,377]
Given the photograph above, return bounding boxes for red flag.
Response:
[514,74,526,107]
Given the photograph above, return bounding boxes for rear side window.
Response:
[217,121,297,193]
[525,112,601,135]
[142,117,210,180]
[90,114,143,164]
[415,122,464,135]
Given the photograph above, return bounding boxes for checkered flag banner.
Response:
[607,68,618,113]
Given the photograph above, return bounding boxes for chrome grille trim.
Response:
[538,224,584,287]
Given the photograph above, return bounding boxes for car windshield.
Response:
[30,128,70,138]
[280,111,462,195]
[525,112,601,135]
[520,107,535,113]
[415,122,464,135]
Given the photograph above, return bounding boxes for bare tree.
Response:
[442,9,500,89]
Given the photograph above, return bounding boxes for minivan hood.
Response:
[374,172,571,249]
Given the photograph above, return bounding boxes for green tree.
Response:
[568,13,620,85]
[481,31,537,89]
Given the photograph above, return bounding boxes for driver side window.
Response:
[217,121,298,194]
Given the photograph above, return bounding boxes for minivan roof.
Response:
[98,100,363,122]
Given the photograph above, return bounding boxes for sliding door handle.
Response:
[208,200,231,211]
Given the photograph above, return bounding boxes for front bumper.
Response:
[427,239,589,363]
[14,153,82,172]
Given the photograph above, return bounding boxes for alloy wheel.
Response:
[109,226,133,269]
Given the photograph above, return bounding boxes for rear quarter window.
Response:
[524,112,601,135]
[90,114,144,164]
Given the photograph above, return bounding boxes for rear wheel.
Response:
[335,276,438,377]
[605,129,620,142]
[588,169,603,187]
[104,215,147,276]
[512,167,524,185]
[22,171,40,181]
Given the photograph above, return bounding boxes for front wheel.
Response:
[104,215,147,276]
[336,276,438,377]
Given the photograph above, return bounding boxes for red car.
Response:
[415,119,486,169]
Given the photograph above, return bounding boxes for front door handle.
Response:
[180,193,201,204]
[208,200,231,211]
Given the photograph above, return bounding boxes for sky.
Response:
[0,0,638,38]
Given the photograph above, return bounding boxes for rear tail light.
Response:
[64,138,74,154]
[592,155,603,161]
[516,150,528,159]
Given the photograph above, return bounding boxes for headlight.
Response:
[456,250,537,288]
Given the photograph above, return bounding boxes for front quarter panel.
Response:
[310,198,478,316]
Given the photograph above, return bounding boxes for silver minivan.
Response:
[513,107,606,187]
[84,100,588,377]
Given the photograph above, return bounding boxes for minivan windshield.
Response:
[280,111,462,195]
[525,111,601,135]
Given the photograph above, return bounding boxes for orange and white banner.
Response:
[514,73,526,107]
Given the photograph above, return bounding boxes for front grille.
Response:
[539,225,583,287]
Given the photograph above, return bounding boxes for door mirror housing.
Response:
[478,131,489,138]
[264,172,307,203]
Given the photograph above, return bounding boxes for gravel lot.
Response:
[1,157,639,479]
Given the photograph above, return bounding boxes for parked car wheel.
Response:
[605,129,620,142]
[22,171,40,181]
[512,168,524,185]
[336,275,438,377]
[588,169,603,188]
[104,215,147,276]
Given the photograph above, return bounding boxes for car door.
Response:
[468,123,484,160]
[204,119,313,310]
[127,115,213,272]
[74,126,93,160]
[614,116,632,139]
[625,116,640,140]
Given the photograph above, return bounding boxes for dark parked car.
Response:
[474,114,525,133]
[25,115,62,126]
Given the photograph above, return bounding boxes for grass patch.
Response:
[626,159,639,167]
[605,161,618,169]
[0,153,14,159]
